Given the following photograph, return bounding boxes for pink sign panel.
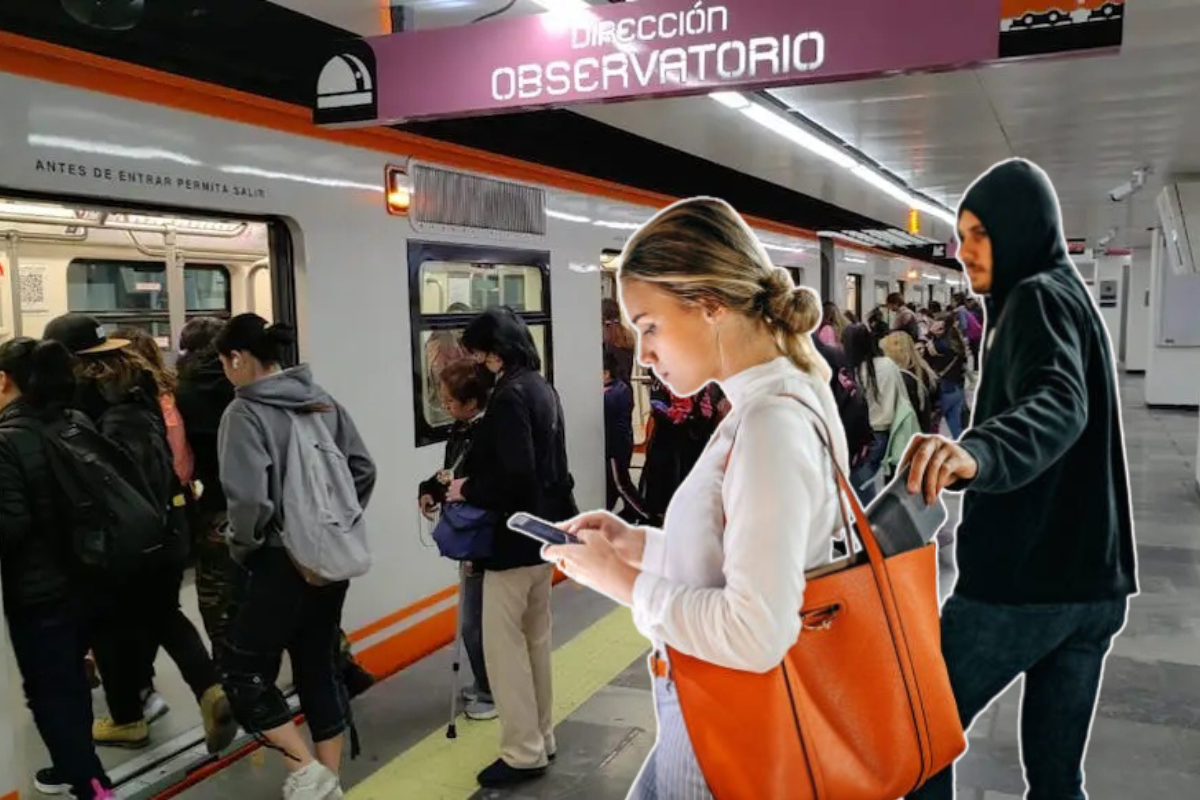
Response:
[313,0,1123,126]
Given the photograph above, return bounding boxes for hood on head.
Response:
[958,158,1072,305]
[236,364,329,409]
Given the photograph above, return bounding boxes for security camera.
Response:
[1109,181,1135,202]
[1108,166,1152,203]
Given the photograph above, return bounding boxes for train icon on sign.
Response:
[1001,0,1124,31]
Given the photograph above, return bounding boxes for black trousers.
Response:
[91,557,218,724]
[221,548,351,746]
[8,599,112,797]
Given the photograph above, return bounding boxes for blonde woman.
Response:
[543,197,849,799]
[881,331,939,433]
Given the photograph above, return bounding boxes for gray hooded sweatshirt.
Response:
[217,364,376,564]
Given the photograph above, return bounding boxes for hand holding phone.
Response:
[507,512,580,547]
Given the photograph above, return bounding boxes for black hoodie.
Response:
[176,348,236,514]
[952,159,1137,605]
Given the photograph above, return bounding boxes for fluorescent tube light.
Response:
[709,91,750,109]
[739,104,856,169]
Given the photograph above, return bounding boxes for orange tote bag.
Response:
[666,395,965,800]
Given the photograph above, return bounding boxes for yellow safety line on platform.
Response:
[347,606,650,800]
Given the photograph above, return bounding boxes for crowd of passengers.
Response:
[0,311,377,800]
[599,290,986,524]
[0,302,583,799]
[0,252,1079,800]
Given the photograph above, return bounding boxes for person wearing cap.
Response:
[43,313,238,756]
[902,160,1137,800]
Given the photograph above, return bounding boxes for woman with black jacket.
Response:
[43,313,236,755]
[446,308,578,789]
[0,337,114,799]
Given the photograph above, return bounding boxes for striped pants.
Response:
[626,673,714,800]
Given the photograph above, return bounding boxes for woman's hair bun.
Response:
[761,269,821,336]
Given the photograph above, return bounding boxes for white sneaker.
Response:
[282,762,342,800]
[142,691,170,723]
[465,698,498,720]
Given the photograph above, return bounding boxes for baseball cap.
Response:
[43,313,131,356]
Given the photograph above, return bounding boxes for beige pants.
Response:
[483,563,556,768]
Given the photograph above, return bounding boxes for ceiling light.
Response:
[547,209,591,223]
[109,214,246,234]
[712,97,958,228]
[844,256,867,264]
[0,201,80,219]
[922,272,943,281]
[910,197,957,226]
[738,104,856,169]
[709,91,750,109]
[849,165,913,205]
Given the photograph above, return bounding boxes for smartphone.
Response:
[507,512,580,547]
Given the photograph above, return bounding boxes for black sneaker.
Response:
[34,767,70,795]
[476,758,546,788]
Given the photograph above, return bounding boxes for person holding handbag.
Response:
[418,357,496,721]
[542,197,851,798]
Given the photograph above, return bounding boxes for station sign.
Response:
[313,0,1125,126]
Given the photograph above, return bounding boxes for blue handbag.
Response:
[431,502,498,561]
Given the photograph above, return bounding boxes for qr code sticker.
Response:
[19,265,48,312]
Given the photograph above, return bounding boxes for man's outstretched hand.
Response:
[901,434,979,505]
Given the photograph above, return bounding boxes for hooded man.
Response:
[903,159,1138,800]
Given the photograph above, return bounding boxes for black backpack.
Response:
[813,337,875,471]
[830,363,875,471]
[17,413,168,578]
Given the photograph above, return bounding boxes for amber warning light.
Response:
[385,165,411,215]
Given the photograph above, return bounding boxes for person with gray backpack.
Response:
[214,314,376,800]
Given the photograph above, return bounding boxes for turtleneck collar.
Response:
[718,355,795,409]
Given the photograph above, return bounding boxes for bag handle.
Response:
[775,394,888,566]
[720,394,888,571]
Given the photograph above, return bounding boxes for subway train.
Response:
[0,52,964,798]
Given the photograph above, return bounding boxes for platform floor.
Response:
[17,374,1198,800]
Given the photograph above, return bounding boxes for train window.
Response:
[409,241,552,447]
[66,259,232,344]
[419,260,544,315]
[844,274,862,317]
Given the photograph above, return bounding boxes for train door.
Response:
[874,279,889,308]
[0,195,292,790]
[844,273,863,317]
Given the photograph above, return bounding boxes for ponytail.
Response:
[214,314,296,366]
[0,338,76,408]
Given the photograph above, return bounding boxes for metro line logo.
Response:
[313,40,379,127]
